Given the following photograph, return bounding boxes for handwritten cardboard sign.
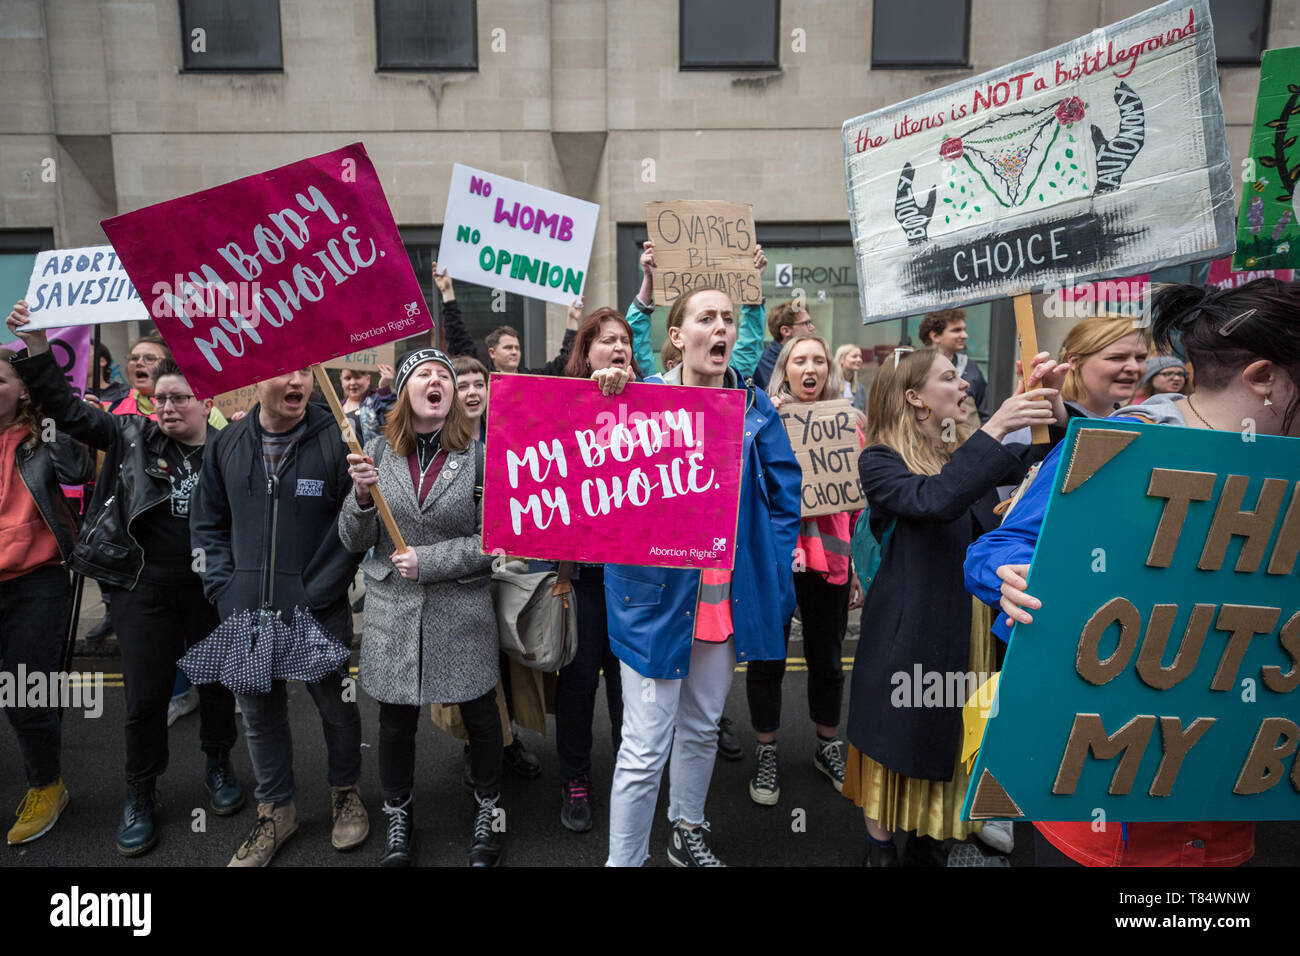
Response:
[645,201,761,305]
[438,163,598,307]
[842,0,1234,323]
[101,143,431,398]
[23,245,147,329]
[322,342,395,373]
[1234,46,1300,270]
[482,375,744,569]
[212,384,258,420]
[779,399,864,517]
[965,419,1300,823]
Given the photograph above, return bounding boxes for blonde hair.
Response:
[768,334,845,404]
[1058,314,1150,404]
[834,343,861,385]
[864,348,977,475]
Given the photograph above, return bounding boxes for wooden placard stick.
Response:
[1013,293,1050,445]
[311,364,409,552]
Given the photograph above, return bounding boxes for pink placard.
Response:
[101,143,431,398]
[1205,255,1293,289]
[482,375,745,570]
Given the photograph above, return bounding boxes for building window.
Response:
[871,0,969,69]
[679,0,779,70]
[180,0,283,72]
[1210,0,1268,65]
[376,0,478,71]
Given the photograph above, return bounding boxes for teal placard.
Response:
[964,418,1300,822]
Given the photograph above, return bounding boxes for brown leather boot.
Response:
[228,801,297,867]
[330,785,370,850]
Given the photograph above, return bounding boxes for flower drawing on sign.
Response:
[1249,196,1265,235]
[1054,97,1086,126]
[405,301,421,317]
[939,137,964,161]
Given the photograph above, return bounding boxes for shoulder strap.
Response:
[474,440,484,504]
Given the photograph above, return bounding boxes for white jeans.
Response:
[606,639,735,867]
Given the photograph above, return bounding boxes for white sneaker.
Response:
[975,819,1014,854]
[167,686,200,727]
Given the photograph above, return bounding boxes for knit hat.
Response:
[1139,355,1187,389]
[395,347,457,395]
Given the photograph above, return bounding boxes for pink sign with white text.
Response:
[101,143,431,398]
[482,376,745,569]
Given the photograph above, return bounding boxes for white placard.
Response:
[438,164,599,307]
[841,0,1234,323]
[24,245,149,328]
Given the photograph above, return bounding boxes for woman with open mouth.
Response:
[603,286,802,867]
[339,348,503,867]
[546,305,642,835]
[745,333,867,808]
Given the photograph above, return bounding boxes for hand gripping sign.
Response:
[965,420,1300,823]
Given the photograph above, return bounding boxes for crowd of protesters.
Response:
[1,258,1296,868]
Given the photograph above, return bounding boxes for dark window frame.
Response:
[178,0,284,74]
[870,0,971,71]
[374,0,480,73]
[678,0,781,72]
[1211,0,1270,66]
[400,226,546,365]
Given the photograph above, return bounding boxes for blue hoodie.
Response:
[603,363,802,679]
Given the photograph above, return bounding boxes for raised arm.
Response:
[859,434,1024,524]
[732,245,768,379]
[433,262,482,362]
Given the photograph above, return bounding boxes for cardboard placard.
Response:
[23,245,147,329]
[1234,46,1300,270]
[212,385,258,421]
[101,143,431,398]
[645,201,762,305]
[437,163,598,307]
[321,341,396,373]
[964,420,1300,822]
[779,399,864,517]
[481,375,744,569]
[842,0,1234,322]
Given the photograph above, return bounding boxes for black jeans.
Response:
[555,566,623,781]
[109,577,237,786]
[746,571,849,734]
[379,689,502,799]
[0,565,68,788]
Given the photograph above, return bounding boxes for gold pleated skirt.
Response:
[843,598,995,841]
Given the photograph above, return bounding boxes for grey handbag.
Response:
[491,560,578,671]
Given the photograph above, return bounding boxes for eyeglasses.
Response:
[1154,369,1187,379]
[794,318,816,330]
[153,394,195,408]
[128,353,163,365]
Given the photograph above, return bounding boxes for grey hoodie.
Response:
[1113,392,1189,425]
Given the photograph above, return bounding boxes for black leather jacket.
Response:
[3,364,92,568]
[14,349,212,590]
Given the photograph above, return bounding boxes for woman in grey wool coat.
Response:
[338,347,503,868]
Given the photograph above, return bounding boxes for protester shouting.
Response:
[8,303,245,856]
[604,286,802,867]
[546,307,641,833]
[967,278,1300,867]
[339,348,503,867]
[0,340,91,846]
[747,333,866,804]
[190,368,367,867]
[625,240,771,763]
[846,346,1071,867]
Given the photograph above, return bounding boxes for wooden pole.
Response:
[311,364,409,552]
[1012,293,1050,445]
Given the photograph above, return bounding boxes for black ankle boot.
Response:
[468,792,504,867]
[380,794,414,867]
[116,782,158,857]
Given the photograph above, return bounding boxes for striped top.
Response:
[695,568,734,643]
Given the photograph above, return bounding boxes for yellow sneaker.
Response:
[7,779,70,845]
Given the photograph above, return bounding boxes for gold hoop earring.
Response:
[915,402,932,423]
